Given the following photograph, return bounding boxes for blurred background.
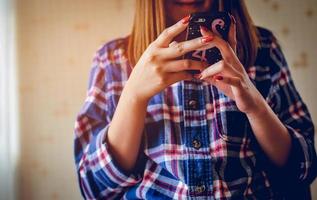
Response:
[0,0,316,199]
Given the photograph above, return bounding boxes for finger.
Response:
[167,71,193,85]
[200,60,239,79]
[200,26,236,62]
[169,41,178,48]
[213,75,243,88]
[204,76,234,98]
[200,26,213,37]
[155,15,190,47]
[159,36,214,59]
[228,14,237,53]
[163,59,208,73]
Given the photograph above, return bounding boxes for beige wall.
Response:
[17,0,134,199]
[247,0,317,198]
[16,0,317,199]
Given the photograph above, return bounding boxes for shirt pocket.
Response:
[216,97,250,145]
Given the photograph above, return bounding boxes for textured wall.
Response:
[246,0,317,198]
[16,0,316,199]
[16,0,134,199]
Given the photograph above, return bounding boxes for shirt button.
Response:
[192,139,201,150]
[195,184,206,194]
[188,100,198,109]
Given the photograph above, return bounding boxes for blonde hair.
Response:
[128,0,259,68]
[127,0,165,66]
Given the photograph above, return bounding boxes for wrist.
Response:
[122,85,150,106]
[245,98,269,120]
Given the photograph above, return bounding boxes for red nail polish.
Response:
[200,26,209,32]
[215,76,223,81]
[181,15,190,24]
[201,36,213,43]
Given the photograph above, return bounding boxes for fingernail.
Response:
[200,26,209,32]
[181,15,190,24]
[215,76,223,81]
[201,36,214,43]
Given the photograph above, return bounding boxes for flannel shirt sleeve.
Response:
[266,37,317,184]
[74,52,141,199]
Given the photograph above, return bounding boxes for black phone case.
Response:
[184,12,231,74]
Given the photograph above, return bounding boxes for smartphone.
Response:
[184,12,231,74]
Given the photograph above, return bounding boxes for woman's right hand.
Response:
[125,16,214,103]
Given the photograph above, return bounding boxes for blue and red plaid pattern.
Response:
[74,27,316,199]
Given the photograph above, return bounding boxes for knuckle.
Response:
[162,28,171,38]
[223,42,232,51]
[223,56,230,62]
[146,52,157,62]
[183,60,191,69]
[218,60,226,70]
[158,75,167,85]
[153,64,162,73]
[224,41,231,49]
[174,43,184,54]
[236,73,244,80]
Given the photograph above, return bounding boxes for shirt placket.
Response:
[182,79,213,198]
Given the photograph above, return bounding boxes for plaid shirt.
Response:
[74,27,316,199]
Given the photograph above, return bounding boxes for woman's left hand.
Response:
[198,15,265,115]
[198,16,292,167]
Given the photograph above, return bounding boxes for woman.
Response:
[74,0,317,199]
